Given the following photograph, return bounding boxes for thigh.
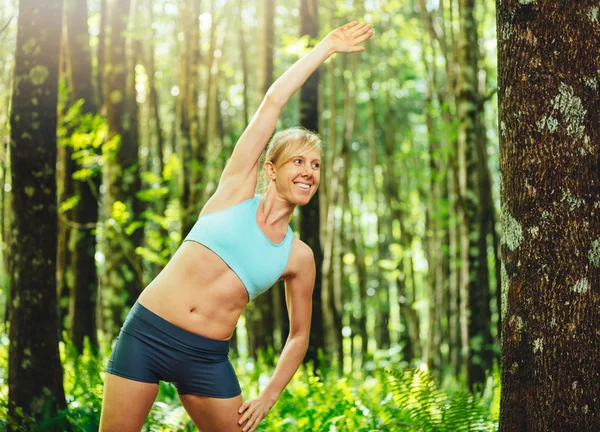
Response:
[179,393,244,432]
[99,373,159,432]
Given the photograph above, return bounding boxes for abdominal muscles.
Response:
[137,241,249,341]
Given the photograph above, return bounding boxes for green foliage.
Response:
[381,366,500,431]
[0,329,499,431]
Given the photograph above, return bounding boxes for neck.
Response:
[259,188,296,228]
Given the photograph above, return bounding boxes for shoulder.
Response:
[286,236,315,277]
[292,236,314,261]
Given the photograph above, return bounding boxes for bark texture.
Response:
[498,1,600,430]
[7,0,68,427]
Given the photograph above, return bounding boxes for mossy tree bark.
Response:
[7,0,68,428]
[298,0,325,371]
[64,0,100,353]
[498,1,600,430]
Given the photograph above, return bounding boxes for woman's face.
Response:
[273,147,321,205]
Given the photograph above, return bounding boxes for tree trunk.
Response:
[7,0,68,427]
[458,0,494,389]
[380,100,420,363]
[56,43,75,338]
[102,0,143,336]
[177,0,203,235]
[498,1,600,430]
[248,0,277,360]
[418,0,443,374]
[64,0,100,353]
[299,0,324,371]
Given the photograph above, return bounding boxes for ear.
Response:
[264,161,277,180]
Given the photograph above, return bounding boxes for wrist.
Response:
[261,389,279,405]
[317,38,336,57]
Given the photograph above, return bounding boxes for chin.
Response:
[297,194,315,206]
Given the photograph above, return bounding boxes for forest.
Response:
[1,0,599,431]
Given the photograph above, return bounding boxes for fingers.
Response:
[247,415,260,432]
[351,23,373,38]
[239,410,262,432]
[354,28,374,45]
[345,21,371,34]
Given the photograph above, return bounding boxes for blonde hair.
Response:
[258,126,322,194]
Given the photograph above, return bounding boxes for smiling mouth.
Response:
[294,182,311,191]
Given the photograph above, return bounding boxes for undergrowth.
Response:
[0,332,500,431]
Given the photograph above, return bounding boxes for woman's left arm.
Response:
[238,243,315,432]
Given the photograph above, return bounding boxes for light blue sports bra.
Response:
[183,194,294,302]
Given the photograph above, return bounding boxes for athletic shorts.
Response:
[106,301,242,398]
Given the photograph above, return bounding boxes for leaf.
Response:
[59,195,80,213]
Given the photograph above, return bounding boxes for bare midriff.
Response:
[137,241,251,341]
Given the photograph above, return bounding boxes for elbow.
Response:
[288,333,310,351]
[264,90,284,110]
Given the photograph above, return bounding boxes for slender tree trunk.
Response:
[498,2,600,430]
[56,34,75,336]
[381,98,420,363]
[366,77,389,351]
[247,0,277,360]
[299,0,324,371]
[458,0,493,389]
[63,0,100,353]
[178,0,203,235]
[418,0,443,373]
[102,0,143,335]
[238,0,250,128]
[7,0,68,427]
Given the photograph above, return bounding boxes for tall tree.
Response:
[458,0,495,389]
[498,1,600,430]
[177,0,203,235]
[64,0,100,352]
[7,0,68,427]
[298,0,325,371]
[102,0,143,334]
[248,0,277,360]
[321,0,345,367]
[57,33,76,336]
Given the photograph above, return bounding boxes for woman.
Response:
[100,20,373,432]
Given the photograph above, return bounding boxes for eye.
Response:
[312,162,320,169]
[293,158,303,164]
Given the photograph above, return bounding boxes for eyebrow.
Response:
[295,155,321,162]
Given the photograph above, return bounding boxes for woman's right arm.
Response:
[218,22,373,192]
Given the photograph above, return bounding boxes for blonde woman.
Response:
[100,20,373,432]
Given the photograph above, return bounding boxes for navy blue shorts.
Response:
[106,301,242,398]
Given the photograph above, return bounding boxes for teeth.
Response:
[295,183,310,190]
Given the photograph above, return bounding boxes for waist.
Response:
[125,301,231,353]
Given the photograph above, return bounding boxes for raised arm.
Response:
[218,21,373,192]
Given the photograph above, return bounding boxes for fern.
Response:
[381,367,498,432]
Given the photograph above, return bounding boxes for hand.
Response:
[322,21,374,54]
[237,394,274,432]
